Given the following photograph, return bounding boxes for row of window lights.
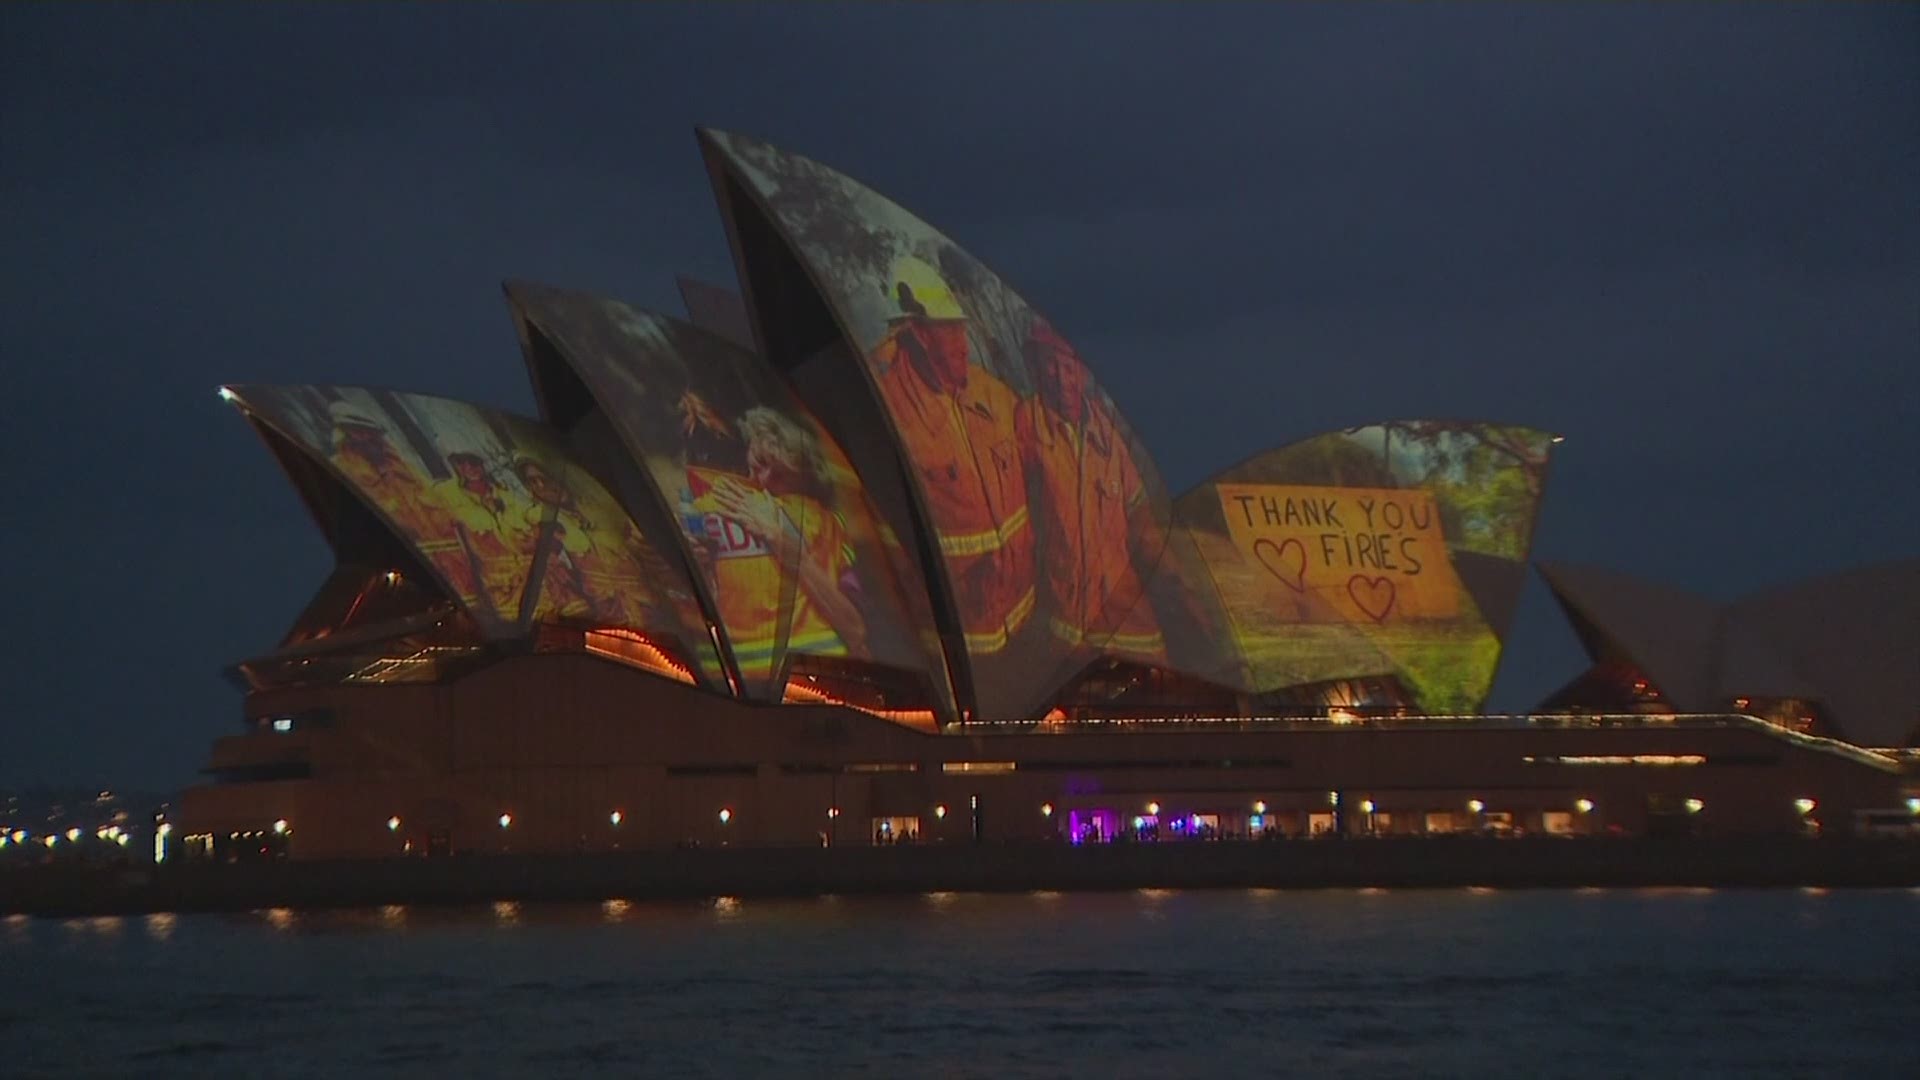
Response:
[438,808,746,831]
[0,826,136,849]
[1082,797,1604,818]
[232,791,1881,841]
[473,802,973,830]
[452,796,1625,828]
[4,793,1889,854]
[0,825,151,849]
[1034,796,1837,818]
[369,810,744,833]
[7,789,1884,860]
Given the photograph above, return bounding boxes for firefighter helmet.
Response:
[886,255,966,322]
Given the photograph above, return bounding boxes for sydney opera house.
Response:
[177,131,1917,861]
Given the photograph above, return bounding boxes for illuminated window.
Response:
[942,762,1017,774]
[870,816,920,843]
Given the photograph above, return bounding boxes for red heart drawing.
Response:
[1253,537,1307,593]
[1347,575,1396,623]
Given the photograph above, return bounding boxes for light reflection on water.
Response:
[0,889,1914,1078]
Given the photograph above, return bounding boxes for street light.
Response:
[1146,801,1160,816]
[1793,798,1815,816]
[1466,799,1485,814]
[1040,803,1053,818]
[1574,798,1594,814]
[387,816,401,832]
[1684,798,1705,815]
[498,813,513,829]
[934,804,947,820]
[610,810,623,826]
[272,819,289,835]
[718,808,732,824]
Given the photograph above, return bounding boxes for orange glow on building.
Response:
[583,629,696,685]
[781,677,940,732]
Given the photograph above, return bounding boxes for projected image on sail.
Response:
[1177,422,1556,712]
[225,384,726,686]
[704,130,1187,717]
[508,285,954,719]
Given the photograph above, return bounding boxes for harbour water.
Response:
[4,888,1915,1078]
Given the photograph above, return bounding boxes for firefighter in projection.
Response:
[430,452,533,621]
[737,406,867,654]
[680,398,868,689]
[513,456,657,628]
[869,255,1035,656]
[324,399,479,606]
[1016,318,1166,663]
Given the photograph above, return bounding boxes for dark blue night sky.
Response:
[2,4,1914,788]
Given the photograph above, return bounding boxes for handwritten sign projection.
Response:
[1214,484,1465,624]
